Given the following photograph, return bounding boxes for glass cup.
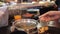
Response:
[37,21,49,34]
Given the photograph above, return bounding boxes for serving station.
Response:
[0,0,60,34]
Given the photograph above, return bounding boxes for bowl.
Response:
[13,19,38,31]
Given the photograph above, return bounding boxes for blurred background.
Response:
[0,0,60,34]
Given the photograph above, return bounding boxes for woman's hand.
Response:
[39,11,60,22]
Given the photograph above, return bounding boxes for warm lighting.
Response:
[32,1,37,4]
[14,0,17,2]
[39,1,46,5]
[47,0,50,2]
